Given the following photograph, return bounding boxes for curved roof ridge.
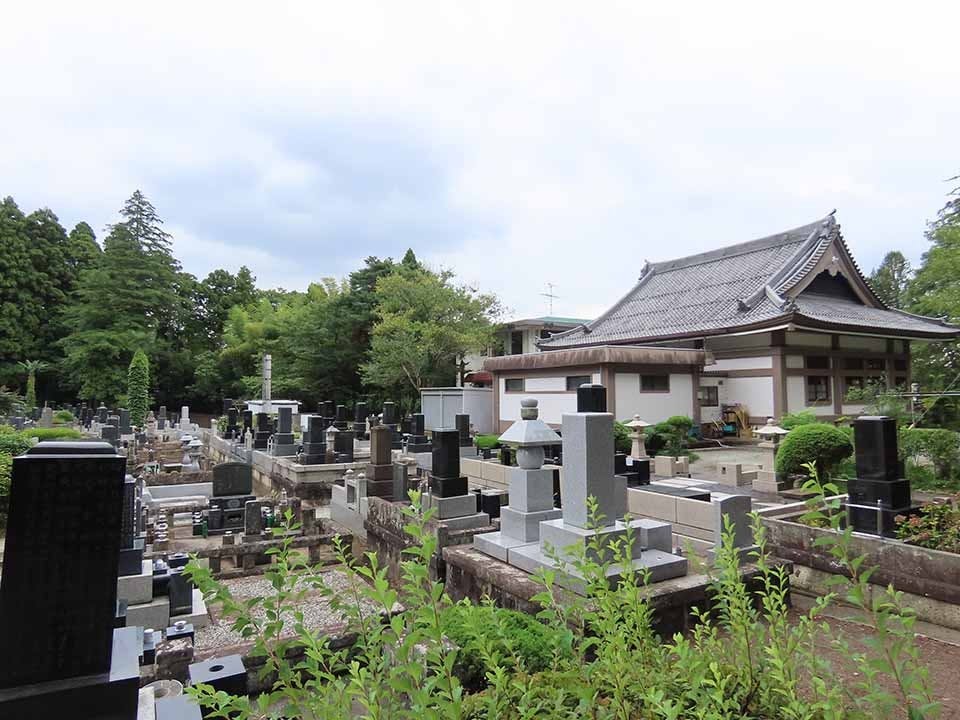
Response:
[739,220,829,310]
[650,214,834,274]
[772,217,838,296]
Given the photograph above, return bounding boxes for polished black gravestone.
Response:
[846,415,917,536]
[353,401,368,438]
[253,412,271,450]
[300,415,327,465]
[407,413,431,453]
[431,429,467,497]
[212,462,253,497]
[576,383,607,413]
[0,441,140,719]
[455,414,472,447]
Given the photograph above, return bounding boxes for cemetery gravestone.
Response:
[271,407,297,456]
[425,429,489,529]
[353,401,368,439]
[365,425,395,498]
[300,415,327,465]
[455,413,472,447]
[0,441,140,718]
[407,413,430,453]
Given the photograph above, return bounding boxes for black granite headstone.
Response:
[168,569,194,616]
[455,414,471,446]
[577,383,607,413]
[847,415,916,535]
[188,655,247,698]
[431,429,467,497]
[382,401,398,426]
[212,462,253,497]
[854,415,901,482]
[0,441,126,687]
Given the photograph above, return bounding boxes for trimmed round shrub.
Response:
[53,409,75,423]
[779,410,819,431]
[613,421,632,454]
[775,423,853,478]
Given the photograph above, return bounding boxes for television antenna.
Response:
[540,283,560,315]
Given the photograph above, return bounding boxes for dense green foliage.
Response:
[1,191,499,414]
[127,350,150,426]
[900,427,960,481]
[612,420,632,454]
[23,427,82,441]
[473,434,501,450]
[53,409,74,423]
[775,423,853,478]
[184,496,937,719]
[896,498,960,553]
[869,250,912,308]
[645,415,694,457]
[778,410,819,430]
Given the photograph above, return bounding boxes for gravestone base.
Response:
[271,444,298,457]
[116,560,153,605]
[299,454,326,465]
[509,544,688,595]
[407,442,432,454]
[364,479,394,499]
[472,531,533,563]
[430,475,468,498]
[434,509,491,532]
[364,463,393,481]
[537,519,645,564]
[498,506,562,543]
[848,502,920,537]
[752,469,791,494]
[0,627,140,720]
[424,493,477,519]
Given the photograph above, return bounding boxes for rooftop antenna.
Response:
[540,283,559,316]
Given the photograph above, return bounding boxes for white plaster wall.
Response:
[786,331,831,347]
[723,376,773,417]
[785,355,805,369]
[706,332,772,351]
[614,373,694,423]
[710,356,772,371]
[498,373,599,425]
[525,376,566,392]
[785,376,834,416]
[838,335,887,352]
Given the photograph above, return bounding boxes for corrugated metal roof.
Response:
[541,215,958,347]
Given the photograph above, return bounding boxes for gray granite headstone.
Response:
[212,463,253,497]
[560,412,624,528]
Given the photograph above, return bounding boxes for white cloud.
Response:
[2,1,958,319]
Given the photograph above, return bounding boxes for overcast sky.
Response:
[3,3,958,320]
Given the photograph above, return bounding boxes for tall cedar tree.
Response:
[61,191,181,401]
[127,350,150,426]
[869,251,912,308]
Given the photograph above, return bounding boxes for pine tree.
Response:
[127,350,150,426]
[869,251,912,308]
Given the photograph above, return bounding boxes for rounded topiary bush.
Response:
[775,423,853,478]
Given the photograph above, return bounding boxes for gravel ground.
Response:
[195,568,394,651]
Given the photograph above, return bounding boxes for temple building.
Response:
[484,213,958,432]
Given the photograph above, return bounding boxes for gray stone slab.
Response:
[508,544,688,595]
[500,506,562,543]
[473,531,534,562]
[272,443,298,457]
[538,518,643,562]
[437,512,490,532]
[425,493,478,519]
[126,594,170,632]
[116,559,153,605]
[560,412,625,528]
[508,467,556,513]
[713,494,753,548]
[623,518,673,553]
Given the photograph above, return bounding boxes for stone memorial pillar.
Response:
[407,413,431,453]
[271,407,297,456]
[424,429,489,530]
[334,404,349,431]
[300,415,327,465]
[253,412,271,450]
[353,402,368,439]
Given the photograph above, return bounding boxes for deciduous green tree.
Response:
[362,262,502,408]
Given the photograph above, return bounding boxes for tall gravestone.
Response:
[300,416,327,465]
[510,392,687,593]
[253,412,271,450]
[424,430,490,529]
[157,405,167,430]
[97,403,108,424]
[407,413,430,453]
[455,414,472,447]
[365,426,394,498]
[576,383,607,413]
[271,407,297,456]
[847,416,917,535]
[226,407,240,439]
[353,402,368,439]
[242,409,253,436]
[334,429,355,462]
[382,401,402,450]
[0,441,140,718]
[334,404,349,431]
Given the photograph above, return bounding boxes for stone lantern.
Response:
[498,397,562,470]
[473,398,563,561]
[625,414,651,459]
[754,418,790,493]
[325,425,339,463]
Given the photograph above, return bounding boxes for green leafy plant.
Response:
[0,387,24,416]
[646,415,695,457]
[775,423,853,479]
[53,409,74,423]
[473,434,501,451]
[0,427,33,456]
[895,498,960,553]
[612,421,632,454]
[899,427,960,483]
[24,427,82,441]
[16,359,47,409]
[779,410,819,431]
